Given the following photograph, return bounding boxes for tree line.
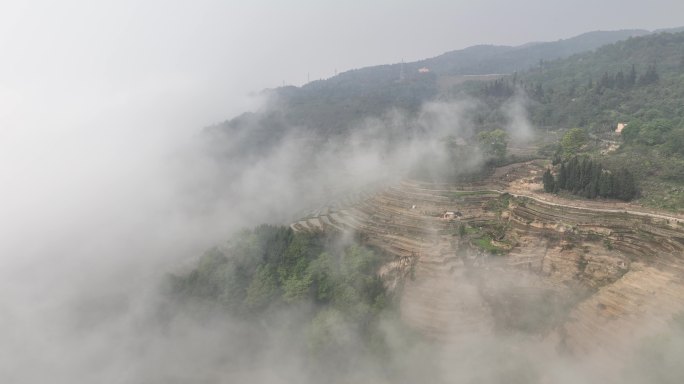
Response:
[543,156,638,201]
[590,64,659,91]
[169,225,391,358]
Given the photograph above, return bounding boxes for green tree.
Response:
[640,119,674,145]
[557,163,567,189]
[561,128,588,158]
[598,170,614,198]
[245,264,278,310]
[478,129,509,161]
[615,168,638,201]
[629,64,637,86]
[665,128,684,155]
[542,168,556,193]
[621,121,641,143]
[639,64,659,85]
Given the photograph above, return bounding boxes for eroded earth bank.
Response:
[292,161,684,381]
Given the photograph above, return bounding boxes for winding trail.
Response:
[440,187,684,224]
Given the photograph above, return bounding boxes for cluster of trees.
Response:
[481,78,515,99]
[596,66,637,89]
[469,33,684,136]
[637,64,660,85]
[615,117,684,189]
[171,225,387,316]
[514,32,684,130]
[590,64,659,91]
[559,127,588,158]
[621,118,684,153]
[169,225,390,367]
[543,157,638,201]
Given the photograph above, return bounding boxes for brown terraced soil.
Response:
[291,161,684,380]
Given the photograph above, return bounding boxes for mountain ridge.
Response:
[213,28,673,138]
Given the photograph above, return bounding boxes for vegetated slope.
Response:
[167,226,421,383]
[164,165,684,382]
[293,162,684,382]
[203,29,680,193]
[470,30,684,131]
[518,31,684,129]
[468,30,684,209]
[418,29,649,76]
[210,29,650,140]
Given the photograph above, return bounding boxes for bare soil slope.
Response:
[291,162,684,378]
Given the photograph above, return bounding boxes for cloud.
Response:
[0,49,678,382]
[503,90,534,142]
[0,94,485,383]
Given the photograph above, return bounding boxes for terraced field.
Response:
[291,168,684,376]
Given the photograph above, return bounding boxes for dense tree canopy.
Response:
[169,225,393,373]
[560,128,588,158]
[543,157,638,201]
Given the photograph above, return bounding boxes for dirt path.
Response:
[501,160,684,221]
[485,186,684,224]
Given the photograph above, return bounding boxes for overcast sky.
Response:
[1,0,683,133]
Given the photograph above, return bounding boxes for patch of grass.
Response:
[638,180,684,212]
[464,225,481,235]
[601,145,684,211]
[472,235,507,255]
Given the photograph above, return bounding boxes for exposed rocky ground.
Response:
[291,162,684,379]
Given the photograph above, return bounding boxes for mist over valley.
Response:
[3,2,684,383]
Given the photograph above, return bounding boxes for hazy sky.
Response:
[1,0,682,133]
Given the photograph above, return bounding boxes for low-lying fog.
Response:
[0,77,528,382]
[0,93,476,382]
[3,2,684,383]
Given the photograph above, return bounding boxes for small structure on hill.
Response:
[442,211,462,220]
[615,123,627,134]
[418,67,430,73]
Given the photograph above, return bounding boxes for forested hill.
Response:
[494,30,684,210]
[210,29,650,138]
[416,29,649,76]
[517,31,684,129]
[203,28,684,209]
